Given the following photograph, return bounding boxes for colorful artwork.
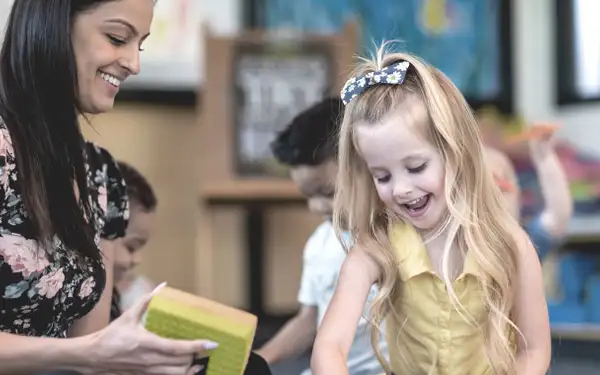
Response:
[516,144,600,217]
[142,0,199,62]
[263,0,504,100]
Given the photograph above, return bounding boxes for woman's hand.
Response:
[86,283,218,375]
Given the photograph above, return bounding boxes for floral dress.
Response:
[0,121,129,337]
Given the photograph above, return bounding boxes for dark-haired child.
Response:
[256,98,387,375]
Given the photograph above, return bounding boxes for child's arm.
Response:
[512,230,551,374]
[529,134,573,239]
[310,246,381,375]
[255,305,317,363]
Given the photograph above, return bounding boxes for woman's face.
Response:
[71,0,154,114]
[113,204,156,288]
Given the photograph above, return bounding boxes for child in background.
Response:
[257,97,387,375]
[485,127,573,259]
[110,162,274,375]
[111,161,157,320]
[311,48,550,374]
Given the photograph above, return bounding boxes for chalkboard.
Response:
[232,40,334,176]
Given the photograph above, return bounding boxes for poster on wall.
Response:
[232,42,333,177]
[257,0,509,108]
[123,0,201,90]
[123,0,240,91]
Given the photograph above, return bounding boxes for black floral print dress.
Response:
[0,120,129,337]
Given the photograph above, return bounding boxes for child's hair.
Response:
[333,44,523,374]
[270,97,343,166]
[117,161,157,212]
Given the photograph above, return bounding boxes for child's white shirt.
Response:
[298,221,388,375]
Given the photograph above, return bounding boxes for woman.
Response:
[111,161,157,320]
[0,1,215,374]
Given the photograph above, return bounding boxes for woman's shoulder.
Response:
[84,141,118,169]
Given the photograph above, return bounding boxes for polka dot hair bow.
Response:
[340,60,410,105]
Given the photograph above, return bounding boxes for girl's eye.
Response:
[408,163,427,174]
[375,175,391,184]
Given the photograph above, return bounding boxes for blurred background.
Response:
[3,0,600,373]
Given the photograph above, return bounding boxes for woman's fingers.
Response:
[143,332,218,357]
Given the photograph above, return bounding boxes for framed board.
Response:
[231,40,334,176]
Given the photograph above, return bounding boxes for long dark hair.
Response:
[0,0,117,260]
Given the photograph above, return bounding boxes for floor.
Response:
[256,319,600,375]
[269,355,600,375]
[269,354,600,375]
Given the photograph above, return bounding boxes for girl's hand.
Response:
[87,283,218,375]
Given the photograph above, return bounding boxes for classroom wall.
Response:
[514,0,600,154]
[86,0,600,313]
[84,105,321,312]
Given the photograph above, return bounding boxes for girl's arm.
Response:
[310,246,381,375]
[529,138,573,238]
[512,230,551,374]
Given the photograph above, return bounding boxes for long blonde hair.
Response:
[333,45,522,374]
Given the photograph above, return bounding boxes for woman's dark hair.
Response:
[270,97,343,167]
[117,161,157,212]
[0,0,117,261]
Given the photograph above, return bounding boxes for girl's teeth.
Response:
[408,197,424,205]
[405,195,429,210]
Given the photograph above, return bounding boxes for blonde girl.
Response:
[310,46,550,375]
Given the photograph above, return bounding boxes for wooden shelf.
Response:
[566,215,600,242]
[552,324,600,341]
[200,180,304,204]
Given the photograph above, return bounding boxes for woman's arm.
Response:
[68,238,116,337]
[310,246,381,375]
[0,333,94,375]
[512,231,551,374]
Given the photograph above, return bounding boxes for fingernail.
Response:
[151,281,167,296]
[204,340,219,350]
[191,365,204,374]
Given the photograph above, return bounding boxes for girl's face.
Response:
[356,106,447,231]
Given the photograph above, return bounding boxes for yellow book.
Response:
[145,286,258,375]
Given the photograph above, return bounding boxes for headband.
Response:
[340,60,410,105]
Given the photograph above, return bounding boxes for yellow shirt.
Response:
[385,222,492,375]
